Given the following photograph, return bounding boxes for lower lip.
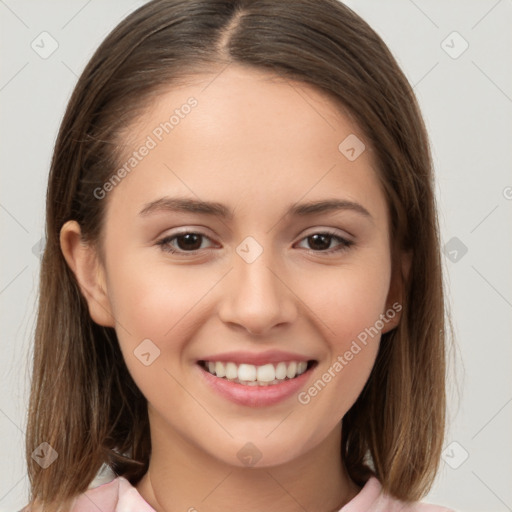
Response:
[197,363,314,407]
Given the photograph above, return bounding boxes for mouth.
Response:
[197,359,317,386]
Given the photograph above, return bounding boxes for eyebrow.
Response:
[139,197,372,220]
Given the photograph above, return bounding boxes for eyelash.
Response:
[156,230,354,256]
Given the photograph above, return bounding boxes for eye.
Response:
[157,231,217,254]
[295,232,353,253]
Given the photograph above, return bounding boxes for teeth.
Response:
[215,361,226,378]
[238,363,257,381]
[225,362,238,380]
[297,361,307,375]
[202,360,311,385]
[275,362,287,380]
[256,364,275,382]
[286,361,297,379]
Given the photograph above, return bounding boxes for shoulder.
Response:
[20,477,151,512]
[65,477,120,512]
[340,476,457,512]
[20,479,121,512]
[69,476,155,512]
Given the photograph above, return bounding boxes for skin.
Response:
[61,65,407,512]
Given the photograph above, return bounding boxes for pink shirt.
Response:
[68,475,456,511]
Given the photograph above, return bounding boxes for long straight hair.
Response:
[26,0,447,509]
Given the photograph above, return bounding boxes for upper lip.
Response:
[198,350,314,366]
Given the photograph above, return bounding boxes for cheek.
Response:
[107,252,207,330]
[104,253,224,363]
[104,255,216,408]
[292,259,390,422]
[301,258,391,350]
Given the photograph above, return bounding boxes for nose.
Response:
[217,247,298,336]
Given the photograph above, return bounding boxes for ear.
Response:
[59,220,115,327]
[381,249,412,334]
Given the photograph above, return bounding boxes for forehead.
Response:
[106,65,386,225]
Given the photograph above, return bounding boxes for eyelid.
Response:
[297,227,354,241]
[157,226,218,243]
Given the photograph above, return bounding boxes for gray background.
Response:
[1,1,511,511]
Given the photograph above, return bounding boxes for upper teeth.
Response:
[205,361,308,384]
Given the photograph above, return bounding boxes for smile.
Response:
[199,360,314,386]
[196,350,318,406]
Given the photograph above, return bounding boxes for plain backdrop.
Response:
[1,1,511,511]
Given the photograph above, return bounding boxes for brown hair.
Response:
[26,0,448,509]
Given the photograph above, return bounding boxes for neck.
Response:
[135,414,361,512]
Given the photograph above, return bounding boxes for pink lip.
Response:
[196,361,315,407]
[197,350,312,366]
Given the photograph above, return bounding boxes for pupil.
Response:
[309,234,331,250]
[177,233,202,250]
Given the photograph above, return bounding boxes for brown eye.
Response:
[175,233,203,251]
[157,231,216,254]
[307,233,332,251]
[295,231,353,254]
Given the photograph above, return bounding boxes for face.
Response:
[66,65,402,469]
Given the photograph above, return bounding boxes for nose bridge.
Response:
[237,250,279,301]
[218,238,296,334]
